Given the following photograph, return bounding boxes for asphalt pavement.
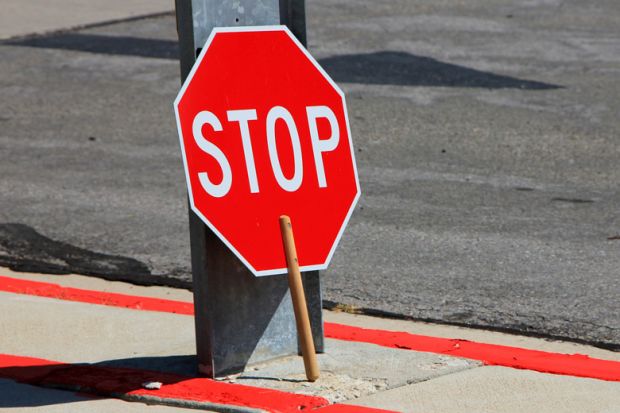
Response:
[0,0,619,348]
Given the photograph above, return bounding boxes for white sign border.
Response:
[173,25,361,277]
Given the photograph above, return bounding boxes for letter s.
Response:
[192,111,232,198]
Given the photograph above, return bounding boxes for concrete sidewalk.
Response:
[0,268,618,412]
[0,0,174,39]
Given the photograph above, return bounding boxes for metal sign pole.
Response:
[174,0,324,378]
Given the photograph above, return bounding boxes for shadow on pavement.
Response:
[0,356,196,408]
[6,33,561,89]
[320,51,561,89]
[0,378,86,408]
[0,223,151,281]
[6,33,179,60]
[97,354,198,376]
[0,223,189,289]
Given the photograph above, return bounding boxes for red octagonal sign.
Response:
[174,26,360,276]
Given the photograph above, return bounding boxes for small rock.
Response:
[142,381,162,390]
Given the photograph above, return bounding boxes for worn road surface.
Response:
[1,0,618,348]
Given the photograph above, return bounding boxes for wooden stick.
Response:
[279,215,320,382]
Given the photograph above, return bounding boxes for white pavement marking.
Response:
[0,0,174,39]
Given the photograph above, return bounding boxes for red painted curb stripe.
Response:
[324,323,620,382]
[314,405,397,413]
[0,353,396,412]
[2,274,619,382]
[0,353,322,413]
[0,275,194,315]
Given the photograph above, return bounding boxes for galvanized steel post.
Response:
[174,0,324,377]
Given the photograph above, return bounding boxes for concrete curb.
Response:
[1,270,618,412]
[2,274,618,382]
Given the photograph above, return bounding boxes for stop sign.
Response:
[174,26,360,276]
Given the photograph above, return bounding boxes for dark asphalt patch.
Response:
[0,223,187,288]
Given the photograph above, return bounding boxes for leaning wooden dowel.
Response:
[279,215,320,382]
